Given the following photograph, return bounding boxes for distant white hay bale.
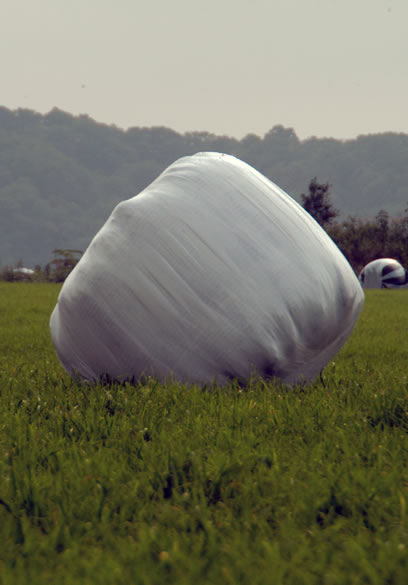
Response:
[358,258,407,289]
[50,152,364,385]
[13,267,35,275]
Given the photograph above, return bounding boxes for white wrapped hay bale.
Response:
[50,152,364,385]
[358,258,407,289]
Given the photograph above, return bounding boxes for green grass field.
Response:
[1,282,408,584]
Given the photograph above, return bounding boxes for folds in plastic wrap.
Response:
[50,152,364,385]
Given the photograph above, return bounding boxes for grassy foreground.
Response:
[0,282,408,584]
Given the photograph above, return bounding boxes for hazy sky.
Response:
[1,0,407,140]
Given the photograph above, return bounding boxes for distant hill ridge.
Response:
[1,106,408,267]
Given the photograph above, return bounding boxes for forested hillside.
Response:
[1,106,408,267]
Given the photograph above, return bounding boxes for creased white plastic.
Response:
[50,152,364,385]
[358,258,407,289]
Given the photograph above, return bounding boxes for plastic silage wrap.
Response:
[358,258,407,289]
[50,152,364,385]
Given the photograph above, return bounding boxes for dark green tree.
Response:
[301,178,339,228]
[46,249,83,282]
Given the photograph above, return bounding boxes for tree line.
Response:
[1,105,408,271]
[1,249,83,282]
[301,178,408,274]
